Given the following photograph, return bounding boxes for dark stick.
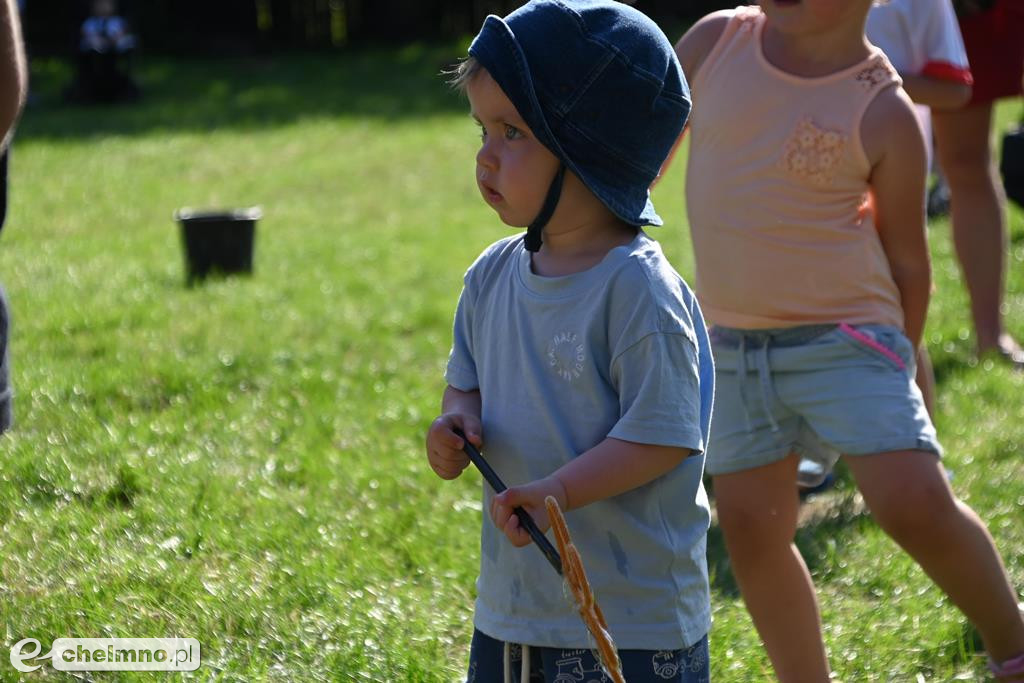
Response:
[453,428,563,575]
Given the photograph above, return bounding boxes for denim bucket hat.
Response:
[468,0,690,249]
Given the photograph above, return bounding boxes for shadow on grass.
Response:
[707,467,873,598]
[19,44,469,141]
[930,347,972,387]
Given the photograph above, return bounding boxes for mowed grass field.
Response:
[0,47,1021,681]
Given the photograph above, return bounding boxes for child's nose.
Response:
[476,141,498,172]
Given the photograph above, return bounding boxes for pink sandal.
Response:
[990,652,1024,681]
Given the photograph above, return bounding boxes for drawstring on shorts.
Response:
[502,642,530,683]
[736,334,781,434]
[724,325,836,435]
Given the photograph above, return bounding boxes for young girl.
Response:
[674,1,1024,680]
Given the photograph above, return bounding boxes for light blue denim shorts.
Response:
[706,323,942,477]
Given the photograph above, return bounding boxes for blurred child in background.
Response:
[933,0,1024,368]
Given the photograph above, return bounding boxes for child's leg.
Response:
[933,103,1022,363]
[846,450,1024,663]
[713,453,830,682]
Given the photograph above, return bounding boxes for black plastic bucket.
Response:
[175,207,261,285]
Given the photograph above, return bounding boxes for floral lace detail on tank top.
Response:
[778,117,847,187]
[855,57,895,90]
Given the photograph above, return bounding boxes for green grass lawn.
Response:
[0,48,1021,681]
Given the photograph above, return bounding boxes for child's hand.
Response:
[425,413,482,480]
[491,476,568,548]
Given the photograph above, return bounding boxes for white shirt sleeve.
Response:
[917,0,972,82]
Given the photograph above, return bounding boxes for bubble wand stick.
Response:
[453,427,562,575]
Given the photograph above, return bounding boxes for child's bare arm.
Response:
[490,438,692,547]
[862,86,931,349]
[673,11,730,84]
[0,0,26,146]
[425,385,482,480]
[654,12,731,185]
[898,73,971,110]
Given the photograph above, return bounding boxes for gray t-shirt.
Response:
[445,231,714,650]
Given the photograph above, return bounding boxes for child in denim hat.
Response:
[674,1,1024,680]
[424,1,714,680]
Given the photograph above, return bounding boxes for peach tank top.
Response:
[686,6,905,330]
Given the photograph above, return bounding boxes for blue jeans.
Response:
[467,629,709,682]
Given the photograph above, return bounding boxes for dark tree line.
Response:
[21,0,732,55]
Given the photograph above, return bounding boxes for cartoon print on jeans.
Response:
[553,650,610,683]
[681,640,707,673]
[651,650,680,679]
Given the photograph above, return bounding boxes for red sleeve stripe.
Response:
[922,61,974,85]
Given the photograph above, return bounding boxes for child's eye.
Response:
[476,124,487,142]
[504,125,523,140]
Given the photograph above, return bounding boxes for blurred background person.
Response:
[0,0,28,433]
[80,0,134,54]
[66,0,138,103]
[933,0,1024,368]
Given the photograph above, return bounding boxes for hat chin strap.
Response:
[524,164,566,253]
